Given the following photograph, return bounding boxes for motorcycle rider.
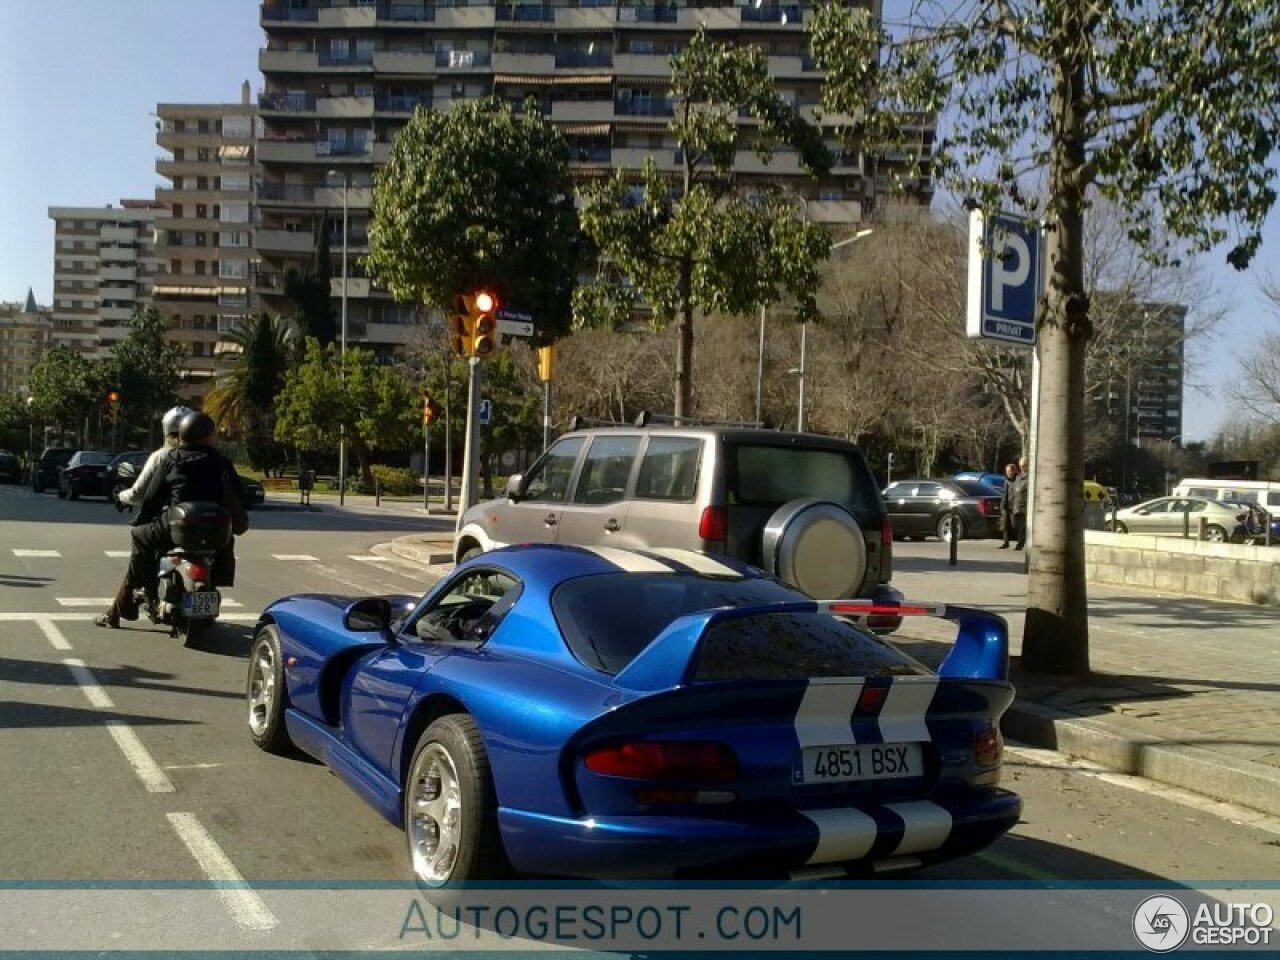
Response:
[96,411,245,629]
[116,405,194,511]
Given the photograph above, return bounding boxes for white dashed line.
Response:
[13,549,60,558]
[166,813,277,931]
[272,554,318,561]
[104,550,131,558]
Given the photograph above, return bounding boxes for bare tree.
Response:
[1231,276,1280,424]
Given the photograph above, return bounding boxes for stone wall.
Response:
[1084,531,1280,606]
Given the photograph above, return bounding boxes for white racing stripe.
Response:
[876,677,938,743]
[585,546,675,573]
[802,808,879,864]
[647,547,742,578]
[56,597,243,608]
[13,549,60,558]
[794,679,863,748]
[885,800,953,856]
[61,658,175,793]
[166,813,277,931]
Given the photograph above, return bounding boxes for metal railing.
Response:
[376,2,435,21]
[740,4,801,21]
[615,96,674,117]
[374,94,431,112]
[496,3,555,20]
[259,92,317,112]
[556,50,614,68]
[436,48,492,68]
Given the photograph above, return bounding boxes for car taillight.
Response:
[978,498,996,516]
[974,727,1003,767]
[881,516,893,545]
[584,741,738,783]
[698,506,727,542]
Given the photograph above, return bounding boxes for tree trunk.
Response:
[1022,29,1091,676]
[675,252,694,422]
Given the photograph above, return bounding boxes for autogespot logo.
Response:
[1133,895,1190,952]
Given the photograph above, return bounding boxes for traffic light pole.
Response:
[456,357,482,536]
[422,420,431,513]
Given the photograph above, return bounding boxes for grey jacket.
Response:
[1010,474,1030,514]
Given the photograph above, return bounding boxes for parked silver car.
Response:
[1108,496,1241,541]
[454,420,900,605]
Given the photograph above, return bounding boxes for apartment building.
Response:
[256,0,931,357]
[153,87,261,391]
[0,290,52,395]
[1099,300,1186,447]
[48,201,161,357]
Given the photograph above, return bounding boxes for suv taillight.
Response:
[881,516,893,545]
[698,506,727,542]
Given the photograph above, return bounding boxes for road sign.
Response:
[496,318,534,338]
[966,209,1043,347]
[479,399,491,425]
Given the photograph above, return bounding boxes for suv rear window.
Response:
[727,444,881,518]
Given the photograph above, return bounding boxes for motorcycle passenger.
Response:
[96,412,245,629]
[117,405,194,511]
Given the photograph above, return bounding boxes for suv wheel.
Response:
[761,499,868,600]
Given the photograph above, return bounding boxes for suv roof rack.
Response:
[632,411,764,429]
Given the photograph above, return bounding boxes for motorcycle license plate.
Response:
[183,591,220,619]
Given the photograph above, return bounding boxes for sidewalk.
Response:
[387,532,1280,817]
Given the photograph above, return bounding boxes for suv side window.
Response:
[572,435,641,505]
[523,437,586,502]
[914,482,942,499]
[635,437,702,502]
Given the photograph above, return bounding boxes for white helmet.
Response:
[161,405,195,437]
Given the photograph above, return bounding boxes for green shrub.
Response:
[369,464,420,496]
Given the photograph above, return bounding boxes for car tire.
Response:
[247,625,293,754]
[1110,521,1128,534]
[762,498,868,599]
[1204,524,1228,543]
[458,544,483,563]
[404,715,509,893]
[936,513,965,542]
[56,482,67,499]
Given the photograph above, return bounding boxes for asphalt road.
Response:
[1,483,1277,951]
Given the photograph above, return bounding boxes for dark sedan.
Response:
[883,478,1004,542]
[58,450,114,500]
[238,475,266,507]
[0,450,21,484]
[33,447,74,494]
[107,450,150,505]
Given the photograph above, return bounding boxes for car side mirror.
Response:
[504,473,526,502]
[344,597,392,635]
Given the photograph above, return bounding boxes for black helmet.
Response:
[178,411,217,446]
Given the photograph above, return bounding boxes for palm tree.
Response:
[206,313,296,472]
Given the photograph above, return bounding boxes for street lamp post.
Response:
[25,396,34,480]
[328,169,349,505]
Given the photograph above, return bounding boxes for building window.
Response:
[222,115,252,139]
[221,202,250,224]
[219,259,250,280]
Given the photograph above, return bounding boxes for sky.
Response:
[0,0,1276,443]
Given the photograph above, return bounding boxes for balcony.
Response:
[318,95,375,118]
[257,182,319,205]
[101,306,135,323]
[256,229,318,255]
[733,149,805,175]
[317,139,375,158]
[556,50,614,69]
[617,4,678,23]
[374,93,431,114]
[259,92,318,114]
[740,4,802,24]
[610,147,679,171]
[767,55,806,78]
[377,2,435,22]
[492,51,556,74]
[99,284,136,301]
[436,48,492,69]
[496,3,554,21]
[100,265,138,282]
[373,50,435,73]
[259,49,320,73]
[366,322,413,344]
[568,145,613,165]
[318,4,376,27]
[555,7,613,29]
[318,50,375,68]
[99,226,136,244]
[261,4,318,23]
[614,96,674,118]
[331,277,372,298]
[435,6,496,28]
[613,52,671,77]
[552,99,615,123]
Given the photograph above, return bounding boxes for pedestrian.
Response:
[1011,456,1030,550]
[998,461,1020,549]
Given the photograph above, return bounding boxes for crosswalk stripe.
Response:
[104,550,131,558]
[272,554,318,561]
[13,549,60,558]
[56,597,243,608]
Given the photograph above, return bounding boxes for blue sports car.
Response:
[246,544,1021,886]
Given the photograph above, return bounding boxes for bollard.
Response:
[1198,515,1208,541]
[375,478,382,507]
[1183,506,1191,539]
[948,508,959,567]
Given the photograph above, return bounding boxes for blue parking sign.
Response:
[479,399,491,425]
[966,210,1042,347]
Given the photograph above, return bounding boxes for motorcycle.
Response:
[1231,504,1279,546]
[113,462,231,644]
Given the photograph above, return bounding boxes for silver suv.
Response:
[454,421,898,604]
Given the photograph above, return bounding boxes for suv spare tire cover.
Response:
[762,498,867,599]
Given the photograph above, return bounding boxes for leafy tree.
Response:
[0,392,34,457]
[28,345,101,441]
[366,97,581,343]
[812,0,1280,674]
[106,306,185,442]
[284,218,337,346]
[205,313,296,473]
[274,338,419,486]
[577,26,833,419]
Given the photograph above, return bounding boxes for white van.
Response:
[1172,478,1280,510]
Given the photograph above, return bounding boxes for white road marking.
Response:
[272,554,318,561]
[35,617,73,651]
[166,812,277,931]
[309,561,400,596]
[350,554,436,581]
[104,550,131,558]
[56,597,242,608]
[61,657,175,793]
[13,549,60,557]
[1005,744,1280,836]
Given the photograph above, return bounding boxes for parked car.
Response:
[1108,496,1242,541]
[106,450,149,505]
[882,478,1003,541]
[238,475,266,507]
[954,470,1007,490]
[455,418,899,610]
[246,544,1020,887]
[32,447,74,494]
[0,450,21,484]
[58,450,114,500]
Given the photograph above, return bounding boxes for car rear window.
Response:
[726,444,881,517]
[77,452,112,466]
[554,572,799,673]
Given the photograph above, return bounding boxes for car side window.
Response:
[915,482,941,499]
[634,437,702,502]
[1144,499,1170,513]
[412,569,520,646]
[572,435,641,505]
[522,437,586,502]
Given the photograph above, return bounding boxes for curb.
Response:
[1001,700,1280,818]
[388,535,454,567]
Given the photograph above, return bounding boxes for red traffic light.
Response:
[106,390,120,405]
[473,290,496,314]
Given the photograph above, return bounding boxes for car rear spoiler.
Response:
[613,600,1009,693]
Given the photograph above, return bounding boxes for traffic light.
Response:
[449,289,500,358]
[421,392,440,425]
[536,345,555,383]
[106,389,121,423]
